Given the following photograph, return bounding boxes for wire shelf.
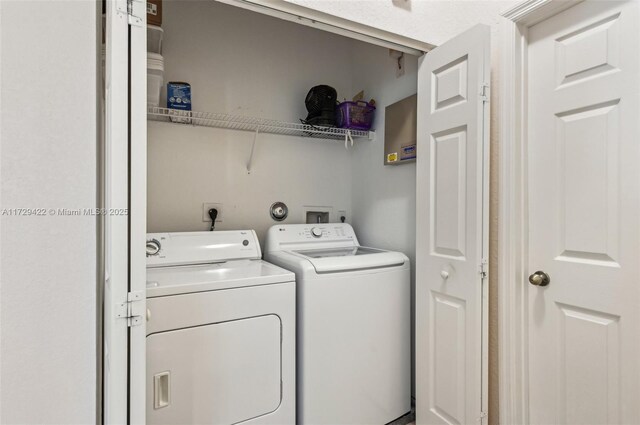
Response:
[147,107,375,141]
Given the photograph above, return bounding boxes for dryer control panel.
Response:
[264,223,359,252]
[146,230,261,267]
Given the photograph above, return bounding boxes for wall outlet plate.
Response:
[202,203,223,222]
[337,210,347,222]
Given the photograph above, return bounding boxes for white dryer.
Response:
[264,223,411,425]
[145,231,295,425]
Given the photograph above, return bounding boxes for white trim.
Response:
[502,0,579,26]
[498,1,583,424]
[498,15,528,425]
[214,0,435,55]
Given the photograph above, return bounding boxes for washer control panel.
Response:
[297,226,345,240]
[265,223,359,252]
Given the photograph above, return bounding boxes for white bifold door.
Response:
[415,25,490,424]
[103,0,147,423]
[526,1,640,423]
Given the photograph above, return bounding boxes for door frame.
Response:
[109,1,433,421]
[214,0,434,55]
[497,1,584,423]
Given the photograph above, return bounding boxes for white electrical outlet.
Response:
[202,203,223,223]
[337,210,347,223]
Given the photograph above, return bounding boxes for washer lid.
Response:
[292,246,407,273]
[146,259,294,298]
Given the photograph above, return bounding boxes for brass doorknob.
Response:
[529,271,550,286]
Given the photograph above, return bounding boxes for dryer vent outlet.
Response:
[306,211,329,224]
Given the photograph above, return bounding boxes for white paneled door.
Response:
[527,1,640,423]
[416,25,490,425]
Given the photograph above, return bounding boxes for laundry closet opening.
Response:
[145,0,422,401]
[147,1,419,249]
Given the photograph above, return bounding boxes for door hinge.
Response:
[480,83,490,103]
[479,259,488,280]
[115,290,145,327]
[115,0,128,17]
[127,0,145,26]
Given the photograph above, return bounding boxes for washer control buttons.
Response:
[146,239,161,256]
[242,239,249,246]
[311,227,323,238]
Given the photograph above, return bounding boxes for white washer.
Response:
[145,231,295,425]
[264,223,411,425]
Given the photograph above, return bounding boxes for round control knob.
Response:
[311,227,323,238]
[146,239,161,256]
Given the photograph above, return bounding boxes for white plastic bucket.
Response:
[147,52,164,107]
[147,25,163,54]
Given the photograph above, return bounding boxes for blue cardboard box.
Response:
[167,82,191,111]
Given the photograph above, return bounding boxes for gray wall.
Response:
[0,1,98,423]
[147,1,355,241]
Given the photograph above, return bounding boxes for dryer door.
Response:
[146,315,282,424]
